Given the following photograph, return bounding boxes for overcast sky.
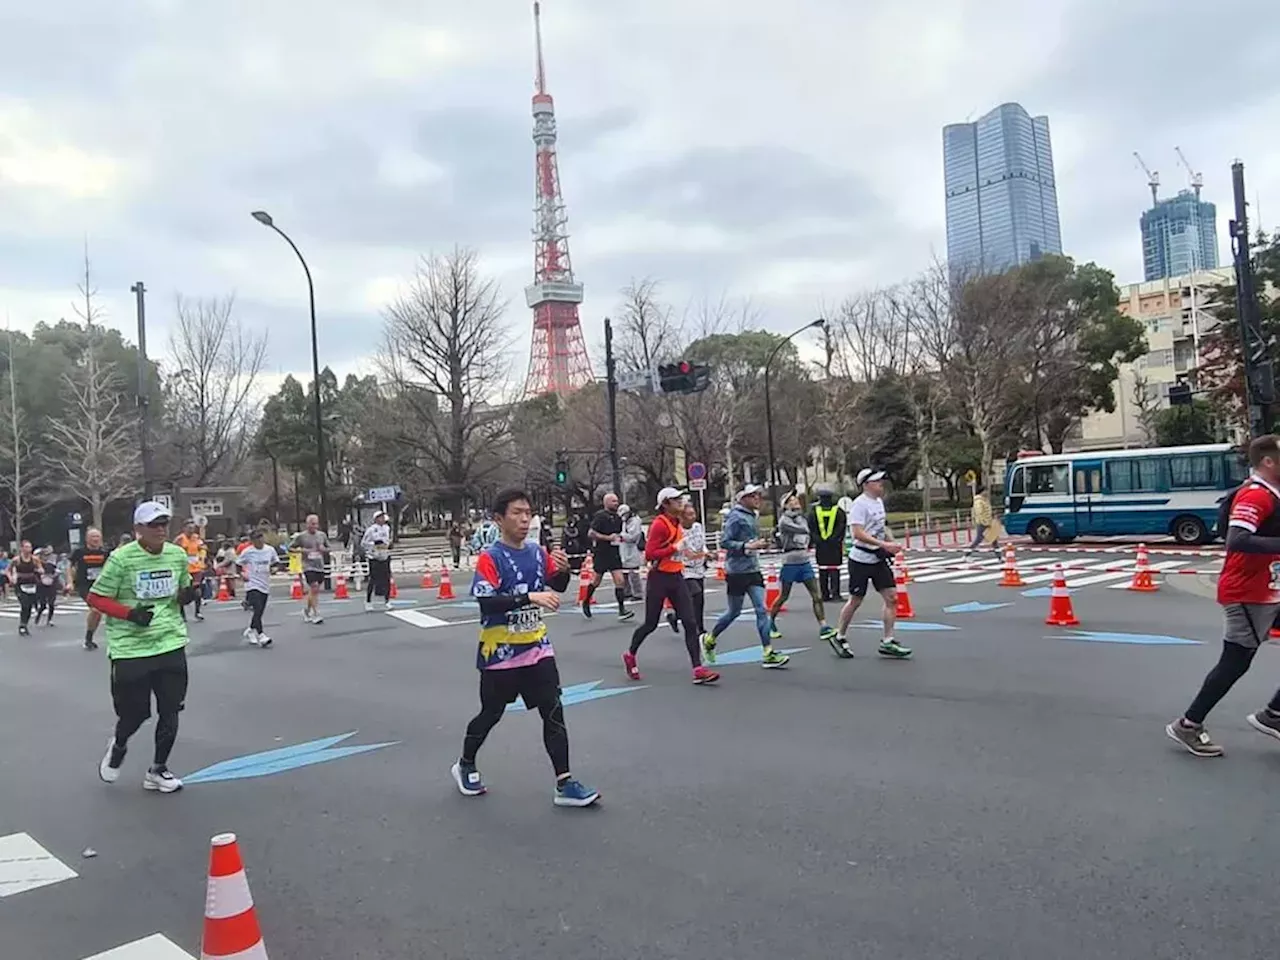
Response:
[2,0,1277,389]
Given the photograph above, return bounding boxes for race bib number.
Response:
[1272,562,1279,590]
[308,551,323,561]
[87,568,100,581]
[134,569,177,601]
[506,606,543,634]
[40,576,53,586]
[19,583,35,594]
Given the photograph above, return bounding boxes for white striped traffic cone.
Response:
[202,833,268,959]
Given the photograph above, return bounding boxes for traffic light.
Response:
[554,460,570,485]
[1168,382,1193,406]
[658,360,712,395]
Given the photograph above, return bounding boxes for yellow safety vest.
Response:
[814,506,839,541]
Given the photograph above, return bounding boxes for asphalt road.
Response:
[3,553,1277,960]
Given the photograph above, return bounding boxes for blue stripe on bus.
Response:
[1011,499,1172,509]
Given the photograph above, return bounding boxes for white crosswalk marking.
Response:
[0,832,77,897]
[80,934,195,959]
[388,609,453,629]
[859,553,1200,594]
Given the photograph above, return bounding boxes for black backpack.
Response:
[1217,485,1242,539]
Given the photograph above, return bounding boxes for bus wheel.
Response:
[1172,516,1208,546]
[1029,519,1058,544]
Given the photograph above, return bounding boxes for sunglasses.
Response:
[144,519,170,529]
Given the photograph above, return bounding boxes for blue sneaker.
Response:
[451,760,486,796]
[554,778,601,807]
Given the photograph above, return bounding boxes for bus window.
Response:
[1010,467,1025,496]
[1107,460,1136,492]
[1136,458,1164,490]
[1170,454,1218,489]
[1027,463,1068,495]
[1226,454,1248,485]
[1110,458,1164,492]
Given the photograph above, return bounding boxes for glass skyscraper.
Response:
[943,102,1063,272]
[1140,191,1218,281]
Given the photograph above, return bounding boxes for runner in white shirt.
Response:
[236,529,280,647]
[361,511,393,611]
[834,468,912,660]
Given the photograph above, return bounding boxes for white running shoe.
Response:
[365,601,375,613]
[99,736,122,784]
[257,632,272,648]
[311,612,324,624]
[142,767,183,793]
[243,627,259,645]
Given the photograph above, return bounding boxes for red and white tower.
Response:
[523,1,593,397]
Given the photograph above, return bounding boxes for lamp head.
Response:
[811,317,827,329]
[251,210,274,227]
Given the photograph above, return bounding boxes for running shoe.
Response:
[554,778,600,807]
[143,766,183,793]
[768,626,783,641]
[828,633,854,659]
[692,665,720,685]
[618,610,635,622]
[451,760,487,796]
[1165,719,1224,757]
[99,736,124,784]
[818,626,837,641]
[1246,710,1280,742]
[18,624,29,637]
[302,608,314,623]
[622,651,642,681]
[365,602,375,613]
[311,612,325,625]
[83,637,98,651]
[761,647,790,669]
[701,632,717,664]
[257,632,273,649]
[878,639,913,659]
[242,627,259,646]
[195,612,205,622]
[580,600,593,619]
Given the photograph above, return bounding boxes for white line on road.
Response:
[387,609,454,629]
[0,832,77,898]
[80,934,196,959]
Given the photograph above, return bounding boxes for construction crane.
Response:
[1133,151,1159,205]
[1175,146,1204,199]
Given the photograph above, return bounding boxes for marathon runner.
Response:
[701,485,789,669]
[1167,435,1280,756]
[174,521,207,622]
[9,541,40,636]
[70,528,111,650]
[668,500,707,635]
[33,547,58,626]
[90,500,194,793]
[581,492,632,621]
[361,510,393,611]
[833,469,912,660]
[769,493,836,643]
[624,489,719,684]
[451,487,599,807]
[291,514,329,624]
[236,528,279,647]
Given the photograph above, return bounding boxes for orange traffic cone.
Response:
[764,567,782,611]
[438,566,456,601]
[715,549,726,581]
[290,577,303,601]
[333,573,349,600]
[421,565,436,589]
[1045,564,1079,626]
[1127,543,1158,592]
[216,577,231,602]
[201,833,268,960]
[388,577,399,600]
[577,564,593,606]
[998,545,1025,587]
[893,561,915,619]
[895,551,912,584]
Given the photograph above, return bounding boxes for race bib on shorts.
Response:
[506,606,543,634]
[20,583,35,594]
[134,569,177,601]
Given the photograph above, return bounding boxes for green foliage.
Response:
[1154,399,1219,446]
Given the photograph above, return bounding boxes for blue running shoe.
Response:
[451,760,486,796]
[554,778,601,807]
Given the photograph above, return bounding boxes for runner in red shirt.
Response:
[1167,434,1280,757]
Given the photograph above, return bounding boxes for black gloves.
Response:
[127,605,154,627]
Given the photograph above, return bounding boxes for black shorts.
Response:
[848,559,896,597]
[303,570,326,586]
[479,657,561,712]
[110,648,188,720]
[725,571,765,597]
[592,548,622,574]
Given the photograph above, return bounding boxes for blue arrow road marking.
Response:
[184,732,399,784]
[709,645,808,665]
[943,601,1012,614]
[852,620,957,632]
[508,680,648,712]
[1061,630,1201,646]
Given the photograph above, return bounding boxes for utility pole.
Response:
[603,317,621,495]
[1229,160,1274,436]
[131,281,154,498]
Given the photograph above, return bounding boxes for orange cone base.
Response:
[1046,612,1080,626]
[894,591,915,619]
[334,578,349,600]
[421,572,435,589]
[290,580,304,601]
[1127,574,1158,592]
[999,572,1025,587]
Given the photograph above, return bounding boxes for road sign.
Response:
[152,494,172,512]
[366,485,401,503]
[687,461,707,481]
[690,478,707,491]
[189,496,223,517]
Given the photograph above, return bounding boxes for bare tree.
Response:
[46,250,141,528]
[0,332,49,541]
[1131,372,1161,445]
[165,294,268,485]
[379,248,512,516]
[614,278,681,373]
[831,287,912,383]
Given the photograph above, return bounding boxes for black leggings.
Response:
[34,588,55,621]
[629,570,701,668]
[1186,640,1280,724]
[668,578,706,631]
[17,588,36,626]
[367,558,391,602]
[246,590,268,633]
[461,664,569,777]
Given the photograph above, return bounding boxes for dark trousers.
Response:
[461,658,569,777]
[246,589,268,633]
[17,587,36,626]
[110,648,188,767]
[630,570,701,668]
[367,558,391,602]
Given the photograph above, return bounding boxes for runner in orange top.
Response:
[174,521,207,622]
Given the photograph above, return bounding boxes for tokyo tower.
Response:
[523,1,593,397]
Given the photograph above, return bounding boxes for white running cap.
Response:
[856,468,886,486]
[133,501,171,525]
[654,487,685,509]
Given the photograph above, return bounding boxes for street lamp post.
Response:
[252,210,327,531]
[764,318,826,520]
